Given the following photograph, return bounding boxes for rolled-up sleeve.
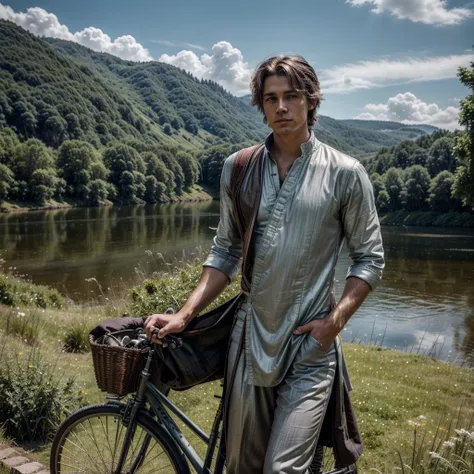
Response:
[341,161,385,290]
[203,154,243,281]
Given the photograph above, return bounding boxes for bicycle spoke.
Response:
[53,408,182,474]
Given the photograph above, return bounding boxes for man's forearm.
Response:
[327,276,371,334]
[180,266,231,324]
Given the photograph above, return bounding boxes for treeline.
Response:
[363,130,470,213]
[0,128,199,205]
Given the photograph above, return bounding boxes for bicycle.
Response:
[50,329,358,474]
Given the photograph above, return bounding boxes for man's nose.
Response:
[277,99,288,113]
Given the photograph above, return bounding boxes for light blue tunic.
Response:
[204,132,385,386]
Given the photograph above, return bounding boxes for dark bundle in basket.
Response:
[89,318,148,396]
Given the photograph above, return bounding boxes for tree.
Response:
[453,58,474,209]
[400,165,431,211]
[428,171,458,212]
[0,163,15,202]
[408,148,429,167]
[376,190,390,212]
[383,168,404,211]
[103,145,146,203]
[30,168,57,203]
[0,128,20,168]
[57,140,108,201]
[177,152,199,189]
[88,179,108,204]
[426,137,456,176]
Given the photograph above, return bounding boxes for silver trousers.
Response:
[226,314,337,474]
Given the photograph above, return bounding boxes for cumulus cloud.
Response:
[320,53,474,94]
[346,0,473,25]
[355,92,460,130]
[159,41,252,95]
[0,3,152,62]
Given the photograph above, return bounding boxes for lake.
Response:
[1,203,473,363]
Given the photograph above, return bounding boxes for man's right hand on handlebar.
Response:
[144,311,189,344]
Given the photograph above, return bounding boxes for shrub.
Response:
[63,321,90,353]
[5,308,41,346]
[129,250,240,316]
[0,349,85,441]
[0,273,64,309]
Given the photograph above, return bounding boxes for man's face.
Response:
[262,75,316,136]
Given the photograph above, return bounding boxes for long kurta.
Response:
[204,132,385,387]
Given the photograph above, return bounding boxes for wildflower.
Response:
[442,441,455,448]
[429,452,442,459]
[408,420,421,427]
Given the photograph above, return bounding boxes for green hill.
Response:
[0,20,440,208]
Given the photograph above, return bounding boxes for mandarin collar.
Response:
[264,130,319,159]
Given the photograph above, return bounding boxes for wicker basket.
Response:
[89,334,148,396]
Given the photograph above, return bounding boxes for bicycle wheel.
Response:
[50,403,190,474]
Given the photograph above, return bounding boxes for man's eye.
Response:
[265,97,276,102]
[289,94,298,99]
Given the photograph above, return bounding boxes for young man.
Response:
[145,55,385,473]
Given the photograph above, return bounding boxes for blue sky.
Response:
[1,0,473,129]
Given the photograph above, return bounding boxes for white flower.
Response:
[442,441,455,448]
[429,451,442,459]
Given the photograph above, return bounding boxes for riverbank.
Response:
[0,184,216,214]
[0,269,473,473]
[379,210,474,228]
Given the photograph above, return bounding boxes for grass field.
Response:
[0,262,473,474]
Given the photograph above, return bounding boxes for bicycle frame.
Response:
[110,340,357,474]
[110,343,225,474]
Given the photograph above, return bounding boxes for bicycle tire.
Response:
[50,403,191,474]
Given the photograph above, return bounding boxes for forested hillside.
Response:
[363,130,471,218]
[0,19,443,210]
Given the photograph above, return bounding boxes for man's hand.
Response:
[294,277,372,351]
[293,317,339,351]
[145,311,189,344]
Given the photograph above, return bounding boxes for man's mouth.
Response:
[275,119,292,123]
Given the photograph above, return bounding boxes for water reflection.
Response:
[1,205,473,362]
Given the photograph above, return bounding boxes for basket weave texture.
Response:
[89,334,147,396]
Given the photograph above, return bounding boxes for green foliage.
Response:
[4,308,42,346]
[0,348,85,441]
[427,137,456,176]
[428,171,458,212]
[379,210,474,228]
[384,167,404,211]
[103,144,146,203]
[0,273,64,309]
[401,165,432,211]
[0,163,14,201]
[453,59,474,209]
[57,140,109,202]
[128,252,240,316]
[63,322,90,353]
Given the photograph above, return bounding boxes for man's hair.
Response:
[250,55,324,127]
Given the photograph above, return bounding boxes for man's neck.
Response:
[270,128,311,165]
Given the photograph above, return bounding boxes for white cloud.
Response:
[320,53,474,94]
[0,3,152,62]
[346,0,473,25]
[151,40,206,51]
[159,41,252,95]
[355,92,460,130]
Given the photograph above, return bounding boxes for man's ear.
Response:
[308,98,318,111]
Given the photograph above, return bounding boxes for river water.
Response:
[1,202,473,363]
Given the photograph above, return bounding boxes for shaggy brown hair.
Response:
[250,55,324,127]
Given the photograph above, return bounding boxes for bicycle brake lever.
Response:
[150,329,183,350]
